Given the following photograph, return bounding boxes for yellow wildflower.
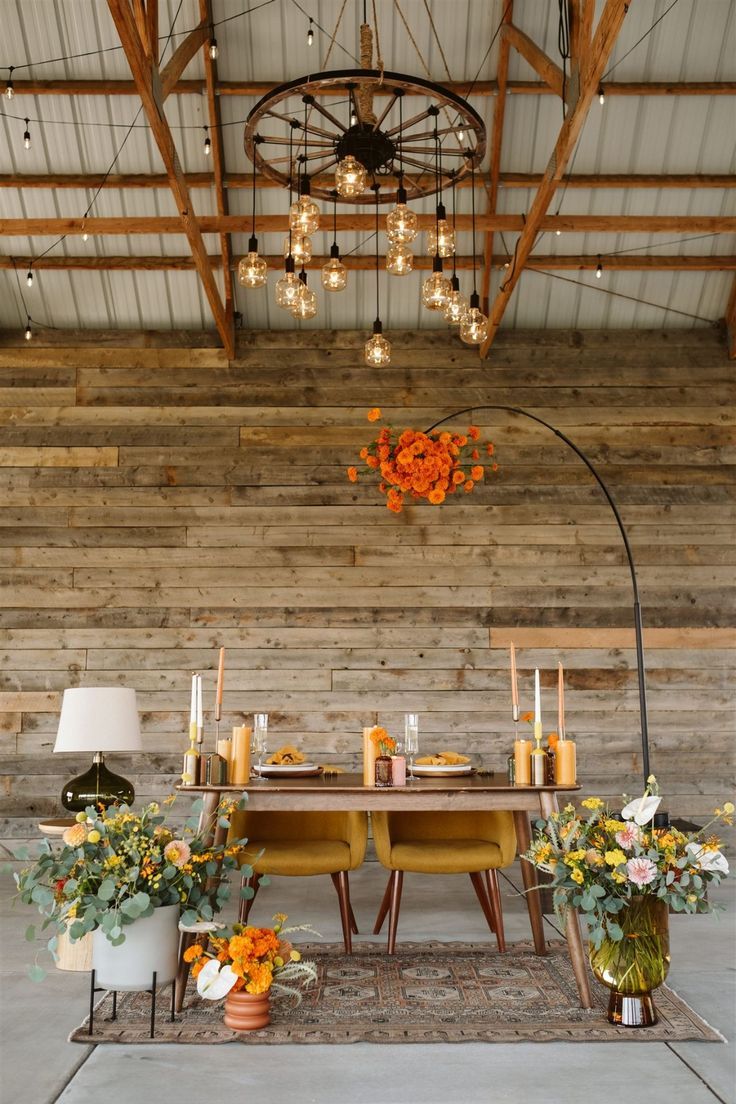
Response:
[570,869,584,885]
[581,797,604,810]
[611,871,627,884]
[687,894,698,903]
[604,849,627,868]
[564,849,587,863]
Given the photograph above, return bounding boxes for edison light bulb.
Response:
[289,195,320,235]
[275,267,302,311]
[386,242,413,276]
[365,327,391,367]
[284,233,312,265]
[460,294,489,345]
[237,239,267,288]
[425,220,455,258]
[444,281,468,325]
[386,188,418,244]
[321,253,347,292]
[335,155,367,198]
[422,266,452,312]
[292,281,318,320]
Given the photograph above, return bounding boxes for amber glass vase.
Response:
[589,896,670,1027]
[374,755,393,788]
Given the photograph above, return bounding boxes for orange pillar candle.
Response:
[555,738,576,785]
[363,727,378,787]
[231,725,252,784]
[514,739,532,785]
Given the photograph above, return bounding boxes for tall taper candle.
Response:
[533,668,542,744]
[558,661,565,738]
[215,646,225,722]
[196,673,203,732]
[189,673,197,740]
[510,643,519,719]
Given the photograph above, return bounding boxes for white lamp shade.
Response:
[54,687,142,754]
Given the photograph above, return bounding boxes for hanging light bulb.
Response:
[598,86,605,105]
[335,155,367,199]
[459,292,489,345]
[209,38,219,59]
[82,226,89,243]
[284,232,312,265]
[365,320,391,367]
[425,203,455,257]
[5,70,14,100]
[275,255,302,311]
[26,269,33,288]
[385,241,413,276]
[556,228,561,236]
[307,18,314,46]
[386,184,418,244]
[24,316,32,341]
[444,275,468,325]
[457,128,465,143]
[289,176,320,235]
[203,126,212,156]
[596,257,603,278]
[238,236,268,288]
[422,255,452,311]
[350,107,357,126]
[23,119,31,149]
[322,245,347,292]
[291,272,318,320]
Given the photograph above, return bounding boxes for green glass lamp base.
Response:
[61,757,135,813]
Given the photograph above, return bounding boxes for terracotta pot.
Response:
[223,989,271,1031]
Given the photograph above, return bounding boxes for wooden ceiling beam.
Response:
[4,254,733,273]
[3,214,734,235]
[3,171,733,191]
[480,0,513,314]
[105,0,233,358]
[159,18,208,101]
[725,278,736,358]
[147,0,159,64]
[480,0,631,358]
[10,78,736,97]
[502,23,564,97]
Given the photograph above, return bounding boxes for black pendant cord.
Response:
[424,404,651,783]
[470,161,478,296]
[451,172,458,281]
[251,142,258,239]
[333,190,339,251]
[434,123,441,259]
[374,184,380,324]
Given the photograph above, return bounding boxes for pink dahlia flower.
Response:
[615,823,640,850]
[626,856,658,887]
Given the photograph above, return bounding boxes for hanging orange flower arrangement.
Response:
[348,408,498,513]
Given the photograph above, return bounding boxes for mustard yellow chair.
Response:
[229,811,368,953]
[371,811,516,953]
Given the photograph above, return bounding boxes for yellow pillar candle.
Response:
[555,738,577,785]
[363,727,378,787]
[514,738,532,785]
[231,725,252,784]
[216,737,232,783]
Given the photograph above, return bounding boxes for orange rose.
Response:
[347,466,358,483]
[471,466,484,481]
[428,487,445,504]
[367,408,381,422]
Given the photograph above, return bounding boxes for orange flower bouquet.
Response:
[348,408,497,513]
[369,726,397,757]
[186,913,318,1002]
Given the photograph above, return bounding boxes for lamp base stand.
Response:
[61,753,135,813]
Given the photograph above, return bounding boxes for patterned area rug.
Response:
[70,940,723,1045]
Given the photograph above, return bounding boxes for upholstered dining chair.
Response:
[228,811,368,953]
[371,811,516,953]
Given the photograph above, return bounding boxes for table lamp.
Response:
[54,687,142,812]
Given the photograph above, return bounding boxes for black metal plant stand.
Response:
[88,969,176,1039]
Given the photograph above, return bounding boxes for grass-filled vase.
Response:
[589,896,670,1027]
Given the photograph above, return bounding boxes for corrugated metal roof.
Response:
[0,0,734,337]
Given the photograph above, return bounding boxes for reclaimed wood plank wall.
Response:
[1,327,733,844]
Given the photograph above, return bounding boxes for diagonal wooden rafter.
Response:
[106,0,234,358]
[502,22,563,96]
[159,18,209,101]
[480,1,513,315]
[199,0,233,331]
[480,0,631,358]
[725,278,736,358]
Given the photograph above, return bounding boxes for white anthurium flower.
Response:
[686,842,729,874]
[196,959,239,1000]
[621,793,662,826]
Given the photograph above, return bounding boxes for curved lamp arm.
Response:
[425,405,651,781]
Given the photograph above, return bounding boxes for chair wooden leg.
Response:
[387,871,404,956]
[485,869,507,952]
[334,870,353,954]
[238,873,260,924]
[469,871,497,935]
[373,873,393,935]
[331,872,359,935]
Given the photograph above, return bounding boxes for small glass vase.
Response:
[374,755,393,788]
[589,896,670,1027]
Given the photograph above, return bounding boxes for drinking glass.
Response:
[252,713,268,774]
[404,713,419,777]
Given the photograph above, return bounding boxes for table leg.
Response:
[512,810,546,956]
[565,905,593,1009]
[175,790,221,1013]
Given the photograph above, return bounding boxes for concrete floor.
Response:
[1,863,734,1104]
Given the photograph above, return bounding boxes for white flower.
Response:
[686,843,729,874]
[195,959,239,1001]
[621,793,662,826]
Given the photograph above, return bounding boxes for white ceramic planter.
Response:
[92,904,180,991]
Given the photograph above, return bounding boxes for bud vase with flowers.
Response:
[370,727,397,787]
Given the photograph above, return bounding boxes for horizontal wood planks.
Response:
[0,327,733,844]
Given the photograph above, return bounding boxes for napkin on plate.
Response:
[415,751,470,766]
[266,745,306,765]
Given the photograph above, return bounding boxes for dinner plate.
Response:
[410,763,473,777]
[255,763,321,777]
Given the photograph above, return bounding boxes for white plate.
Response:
[410,763,473,777]
[255,762,319,777]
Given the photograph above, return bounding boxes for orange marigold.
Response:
[492,462,499,471]
[366,455,379,469]
[471,448,480,461]
[486,442,494,455]
[452,470,466,485]
[464,480,474,493]
[183,943,204,963]
[367,408,381,422]
[347,466,358,483]
[468,425,480,440]
[359,447,369,460]
[471,465,484,481]
[387,497,403,513]
[428,487,445,504]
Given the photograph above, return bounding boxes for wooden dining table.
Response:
[175,773,592,1012]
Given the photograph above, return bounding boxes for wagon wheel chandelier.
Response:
[239,16,487,366]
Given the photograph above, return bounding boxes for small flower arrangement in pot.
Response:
[14,795,248,984]
[370,726,397,787]
[526,777,732,1027]
[185,913,318,1030]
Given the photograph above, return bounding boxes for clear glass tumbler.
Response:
[252,713,268,774]
[404,713,419,777]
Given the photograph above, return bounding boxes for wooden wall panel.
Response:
[0,327,733,844]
